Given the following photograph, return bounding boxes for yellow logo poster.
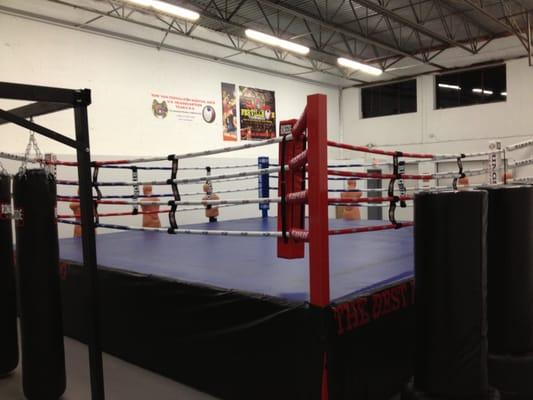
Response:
[239,86,276,141]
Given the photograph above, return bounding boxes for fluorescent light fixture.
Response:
[501,92,507,96]
[472,88,493,95]
[244,29,310,55]
[337,57,382,76]
[438,83,461,90]
[124,0,200,21]
[125,0,152,5]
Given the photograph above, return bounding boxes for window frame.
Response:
[435,64,507,110]
[360,78,418,119]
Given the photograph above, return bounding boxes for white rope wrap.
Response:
[511,176,533,183]
[506,139,533,152]
[431,149,505,161]
[509,157,533,168]
[431,166,492,179]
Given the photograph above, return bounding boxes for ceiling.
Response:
[1,0,532,87]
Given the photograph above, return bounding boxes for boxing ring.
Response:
[3,83,533,400]
[58,218,415,400]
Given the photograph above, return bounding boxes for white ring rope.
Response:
[59,166,284,187]
[506,139,533,152]
[95,135,293,165]
[82,197,281,207]
[0,152,27,163]
[58,219,284,238]
[351,150,504,166]
[510,176,533,183]
[174,204,241,213]
[509,157,533,168]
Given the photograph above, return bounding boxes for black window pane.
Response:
[460,69,483,106]
[483,66,507,102]
[436,65,506,109]
[362,79,417,118]
[398,81,416,113]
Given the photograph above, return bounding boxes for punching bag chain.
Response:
[19,118,43,173]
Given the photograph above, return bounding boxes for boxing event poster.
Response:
[239,86,276,140]
[221,82,238,141]
[151,93,217,124]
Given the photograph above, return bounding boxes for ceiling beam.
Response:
[0,3,352,88]
[54,0,373,83]
[352,0,476,54]
[463,0,528,50]
[253,0,445,69]
[439,0,496,36]
[111,0,373,81]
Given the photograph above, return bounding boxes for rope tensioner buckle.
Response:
[205,166,213,213]
[167,155,181,234]
[452,154,466,190]
[388,153,406,227]
[132,166,139,215]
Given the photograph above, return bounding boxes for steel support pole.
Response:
[73,102,105,400]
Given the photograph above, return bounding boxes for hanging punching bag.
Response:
[484,185,533,398]
[14,168,66,400]
[484,185,533,354]
[0,172,18,376]
[403,190,498,400]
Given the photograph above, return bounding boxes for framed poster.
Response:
[221,82,238,141]
[239,86,276,140]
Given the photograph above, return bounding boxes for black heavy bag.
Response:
[413,190,489,398]
[484,185,533,354]
[0,173,18,376]
[13,169,65,400]
[484,185,533,398]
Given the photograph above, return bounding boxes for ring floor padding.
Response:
[59,217,416,400]
[59,218,414,302]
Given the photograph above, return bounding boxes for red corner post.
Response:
[306,94,330,307]
[306,94,330,400]
[277,119,305,259]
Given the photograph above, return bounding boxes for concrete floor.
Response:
[0,337,217,400]
[0,337,402,400]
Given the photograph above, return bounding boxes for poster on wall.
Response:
[221,83,238,141]
[239,86,276,141]
[151,93,217,124]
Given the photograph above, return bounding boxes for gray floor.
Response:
[0,337,217,400]
[0,337,402,400]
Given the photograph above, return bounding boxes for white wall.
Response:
[0,14,340,159]
[0,13,342,237]
[341,58,533,159]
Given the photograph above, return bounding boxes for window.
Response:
[361,79,417,118]
[436,64,507,109]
